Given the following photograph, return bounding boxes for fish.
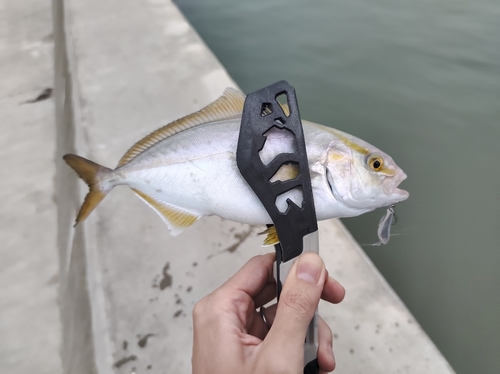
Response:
[64,87,409,241]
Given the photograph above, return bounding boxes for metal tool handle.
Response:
[274,265,318,373]
[274,232,319,374]
[302,232,320,373]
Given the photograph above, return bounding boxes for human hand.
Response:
[192,252,345,374]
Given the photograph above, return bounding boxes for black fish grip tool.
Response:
[237,81,320,374]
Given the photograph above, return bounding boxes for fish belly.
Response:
[126,157,272,224]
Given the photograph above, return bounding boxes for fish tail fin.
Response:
[63,154,114,226]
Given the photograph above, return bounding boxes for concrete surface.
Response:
[0,0,62,373]
[54,1,455,373]
[0,0,455,373]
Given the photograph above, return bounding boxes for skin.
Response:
[192,252,346,374]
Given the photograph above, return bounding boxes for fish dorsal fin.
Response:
[117,88,246,167]
[132,188,200,236]
[259,226,280,246]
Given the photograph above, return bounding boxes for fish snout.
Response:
[382,171,409,201]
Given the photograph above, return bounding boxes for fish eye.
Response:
[368,155,384,171]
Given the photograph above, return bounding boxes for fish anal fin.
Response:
[132,189,199,235]
[118,88,246,167]
[258,226,280,246]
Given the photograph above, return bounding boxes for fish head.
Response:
[324,129,409,216]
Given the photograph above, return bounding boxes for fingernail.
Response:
[296,253,323,284]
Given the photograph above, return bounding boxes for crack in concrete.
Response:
[159,262,172,290]
[138,333,155,348]
[21,88,53,104]
[113,355,137,368]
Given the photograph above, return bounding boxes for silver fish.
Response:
[64,88,409,241]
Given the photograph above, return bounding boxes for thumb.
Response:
[263,253,326,362]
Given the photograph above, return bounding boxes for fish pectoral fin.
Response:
[258,226,280,246]
[132,189,200,236]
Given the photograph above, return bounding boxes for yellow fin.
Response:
[63,154,114,225]
[118,88,246,167]
[269,163,300,183]
[278,102,290,117]
[132,189,199,235]
[258,226,280,246]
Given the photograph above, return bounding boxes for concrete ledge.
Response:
[54,0,455,373]
[0,1,62,373]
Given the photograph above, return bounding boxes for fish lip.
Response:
[393,187,410,201]
[396,171,408,185]
[383,172,409,201]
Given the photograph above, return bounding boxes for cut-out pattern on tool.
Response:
[261,102,273,116]
[258,126,298,166]
[269,162,300,183]
[275,186,304,213]
[237,80,318,263]
[274,117,285,125]
[275,92,290,117]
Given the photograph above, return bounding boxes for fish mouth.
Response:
[383,172,409,202]
[393,187,409,201]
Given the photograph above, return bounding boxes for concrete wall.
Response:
[2,0,455,373]
[0,0,62,373]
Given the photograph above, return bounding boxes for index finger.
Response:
[219,253,276,297]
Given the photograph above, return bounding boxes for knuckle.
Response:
[192,298,207,322]
[193,290,242,326]
[192,294,221,325]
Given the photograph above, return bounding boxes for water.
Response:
[174,0,500,372]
